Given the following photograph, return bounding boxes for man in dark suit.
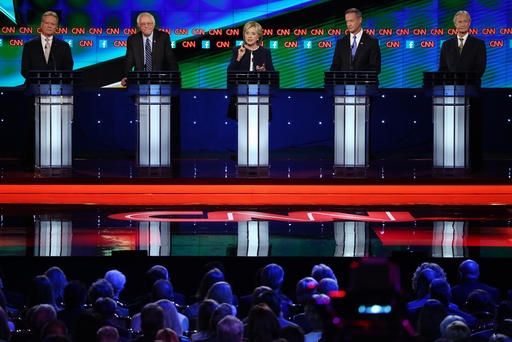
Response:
[121,12,178,86]
[439,10,486,77]
[330,8,381,73]
[21,11,73,80]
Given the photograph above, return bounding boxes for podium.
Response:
[127,71,181,168]
[29,71,78,173]
[423,72,479,169]
[228,71,279,175]
[325,71,378,169]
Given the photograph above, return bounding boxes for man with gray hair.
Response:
[217,315,243,342]
[104,269,126,300]
[121,12,178,86]
[21,11,73,79]
[439,10,486,77]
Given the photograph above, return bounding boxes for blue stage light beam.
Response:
[0,0,16,24]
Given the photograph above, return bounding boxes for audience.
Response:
[217,316,243,342]
[247,304,280,342]
[97,325,120,342]
[452,259,500,307]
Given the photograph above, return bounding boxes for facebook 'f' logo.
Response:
[406,40,415,49]
[304,40,312,49]
[202,40,210,49]
[99,40,107,48]
[66,39,73,47]
[171,41,176,48]
[270,40,278,49]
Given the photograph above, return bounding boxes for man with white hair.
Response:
[104,270,126,300]
[439,10,486,77]
[121,12,178,86]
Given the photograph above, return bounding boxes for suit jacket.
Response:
[21,36,73,79]
[227,45,274,71]
[124,30,179,76]
[439,35,486,77]
[330,32,381,74]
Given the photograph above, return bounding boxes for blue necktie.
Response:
[145,38,152,71]
[351,35,357,60]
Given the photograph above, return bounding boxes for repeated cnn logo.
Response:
[109,211,416,223]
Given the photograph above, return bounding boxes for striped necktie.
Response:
[145,38,152,71]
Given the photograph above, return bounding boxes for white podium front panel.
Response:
[35,95,73,168]
[237,95,269,167]
[137,94,172,167]
[433,85,470,168]
[431,221,467,258]
[334,221,369,257]
[334,95,369,167]
[34,219,73,256]
[237,221,269,256]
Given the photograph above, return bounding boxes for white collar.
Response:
[457,33,469,44]
[41,34,53,42]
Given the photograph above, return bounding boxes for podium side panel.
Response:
[61,98,73,167]
[443,102,455,168]
[355,97,368,167]
[247,100,259,166]
[238,99,248,166]
[35,100,41,166]
[138,99,149,166]
[50,101,63,167]
[454,97,466,168]
[160,101,171,166]
[433,98,444,167]
[344,101,356,166]
[334,97,345,166]
[149,102,161,166]
[40,100,51,167]
[258,99,269,166]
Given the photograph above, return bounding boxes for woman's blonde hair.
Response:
[243,21,263,43]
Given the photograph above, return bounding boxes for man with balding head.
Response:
[452,259,500,307]
[121,12,178,86]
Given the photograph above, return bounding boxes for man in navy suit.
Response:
[439,10,486,77]
[330,8,381,73]
[21,11,73,80]
[121,12,178,86]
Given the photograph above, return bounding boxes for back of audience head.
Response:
[198,299,218,331]
[94,297,116,320]
[29,304,57,337]
[206,281,233,305]
[317,278,338,296]
[88,279,113,304]
[295,277,318,305]
[464,289,496,316]
[155,299,182,336]
[417,299,447,340]
[155,327,179,342]
[0,307,10,342]
[445,320,471,342]
[279,324,305,342]
[304,295,330,331]
[0,289,6,311]
[211,303,234,330]
[141,303,164,338]
[104,270,126,300]
[430,278,452,306]
[261,264,285,291]
[197,268,224,300]
[44,267,67,303]
[40,319,68,339]
[411,262,446,296]
[29,275,56,308]
[254,290,281,317]
[416,268,437,299]
[63,280,87,309]
[152,279,174,302]
[41,336,70,342]
[458,259,480,283]
[247,303,280,342]
[217,315,243,342]
[440,315,466,337]
[97,325,119,342]
[145,265,169,290]
[311,264,337,283]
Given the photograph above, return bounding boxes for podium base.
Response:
[237,165,270,178]
[333,166,367,178]
[135,166,173,178]
[36,167,72,178]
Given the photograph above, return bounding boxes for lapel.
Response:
[48,37,57,65]
[34,36,47,64]
[136,32,145,66]
[459,35,472,61]
[151,30,158,67]
[343,35,352,62]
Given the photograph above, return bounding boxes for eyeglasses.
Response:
[139,22,154,27]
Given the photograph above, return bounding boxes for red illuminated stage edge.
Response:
[0,184,511,206]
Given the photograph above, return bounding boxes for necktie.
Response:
[145,38,152,71]
[458,37,464,55]
[351,35,357,60]
[44,38,50,63]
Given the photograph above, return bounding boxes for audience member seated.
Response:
[205,282,234,311]
[0,289,14,332]
[40,320,68,340]
[208,303,234,342]
[452,260,500,307]
[216,316,243,342]
[440,315,466,338]
[155,328,179,342]
[87,280,114,305]
[411,262,447,299]
[303,295,329,342]
[44,267,67,309]
[0,307,10,342]
[291,277,318,333]
[93,297,130,341]
[104,270,129,318]
[237,286,270,321]
[415,299,447,341]
[317,279,338,297]
[428,278,476,327]
[28,276,59,312]
[184,268,224,329]
[26,304,58,342]
[464,289,496,332]
[445,320,471,342]
[260,264,292,319]
[253,290,296,328]
[57,281,87,335]
[129,303,164,342]
[97,325,120,342]
[279,325,305,342]
[41,336,70,342]
[407,268,437,320]
[247,304,280,342]
[311,264,337,284]
[190,299,218,342]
